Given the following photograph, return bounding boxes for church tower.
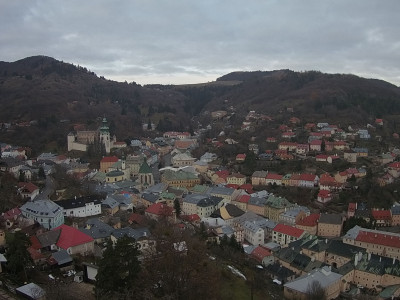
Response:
[138,160,154,190]
[99,117,111,154]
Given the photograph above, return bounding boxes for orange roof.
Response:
[146,202,173,216]
[318,190,331,198]
[18,182,39,193]
[299,173,317,181]
[266,173,283,180]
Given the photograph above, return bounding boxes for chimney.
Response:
[393,258,396,265]
[379,257,382,262]
[356,202,358,209]
[368,252,371,261]
[354,253,359,266]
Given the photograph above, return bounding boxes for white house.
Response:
[56,196,102,218]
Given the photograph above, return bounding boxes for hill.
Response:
[1,56,400,153]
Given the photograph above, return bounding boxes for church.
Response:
[67,117,119,154]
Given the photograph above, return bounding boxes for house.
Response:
[283,266,342,300]
[296,144,309,155]
[298,174,318,188]
[272,224,305,247]
[391,205,400,226]
[111,227,154,255]
[317,213,343,237]
[101,196,120,215]
[53,224,94,255]
[171,152,196,167]
[352,147,368,157]
[208,186,239,203]
[344,150,357,163]
[250,246,274,266]
[80,218,114,244]
[17,182,40,200]
[57,195,102,218]
[226,173,246,185]
[371,209,392,227]
[145,202,174,221]
[16,283,46,300]
[251,171,268,186]
[210,203,245,225]
[100,156,119,173]
[20,200,64,230]
[247,197,268,216]
[243,220,265,245]
[309,139,322,151]
[265,173,283,186]
[265,195,293,222]
[161,169,201,189]
[279,205,310,226]
[317,190,332,203]
[282,132,295,139]
[278,142,297,152]
[388,162,400,178]
[295,213,320,235]
[236,153,246,162]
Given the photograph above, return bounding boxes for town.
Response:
[1,108,400,300]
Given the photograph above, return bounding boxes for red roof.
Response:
[318,190,331,198]
[389,162,400,169]
[236,154,246,160]
[226,184,239,189]
[53,224,93,249]
[296,213,320,227]
[100,156,119,163]
[29,236,42,250]
[145,202,173,216]
[18,182,39,193]
[371,209,392,220]
[299,173,317,182]
[266,173,283,180]
[28,246,46,260]
[279,142,297,147]
[356,230,400,248]
[2,207,21,220]
[310,140,322,145]
[128,213,146,225]
[238,195,251,203]
[348,203,357,213]
[181,214,200,222]
[273,223,304,238]
[251,246,272,263]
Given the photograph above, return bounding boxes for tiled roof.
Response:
[371,209,392,220]
[18,182,39,193]
[299,173,317,181]
[54,224,93,249]
[274,223,304,238]
[266,173,283,180]
[100,156,119,163]
[251,246,272,263]
[356,230,400,248]
[296,213,320,227]
[146,202,173,216]
[319,213,342,225]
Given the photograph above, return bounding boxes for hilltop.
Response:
[1,56,400,153]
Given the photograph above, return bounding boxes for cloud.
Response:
[0,0,399,85]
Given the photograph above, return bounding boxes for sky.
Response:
[1,1,399,86]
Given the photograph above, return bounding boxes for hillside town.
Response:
[1,111,400,300]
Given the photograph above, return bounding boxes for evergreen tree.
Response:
[5,231,32,279]
[95,237,141,298]
[174,199,181,218]
[38,167,46,179]
[18,170,25,182]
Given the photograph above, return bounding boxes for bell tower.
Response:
[99,117,111,154]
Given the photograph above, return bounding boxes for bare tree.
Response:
[306,280,326,300]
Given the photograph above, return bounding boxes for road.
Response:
[34,175,55,200]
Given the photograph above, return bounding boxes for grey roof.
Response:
[112,194,132,205]
[142,193,159,203]
[16,283,46,299]
[209,186,235,196]
[51,250,73,265]
[252,170,268,178]
[20,199,63,218]
[243,221,264,233]
[284,266,342,293]
[243,245,257,255]
[37,229,61,247]
[265,262,296,281]
[80,218,114,239]
[318,213,342,225]
[392,205,400,215]
[102,196,119,209]
[233,211,265,226]
[184,193,209,204]
[112,227,150,240]
[143,182,168,194]
[326,240,364,259]
[197,196,223,207]
[343,225,362,240]
[248,197,268,207]
[281,205,310,218]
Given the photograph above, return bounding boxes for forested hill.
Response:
[1,56,400,153]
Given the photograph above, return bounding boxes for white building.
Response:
[56,196,102,218]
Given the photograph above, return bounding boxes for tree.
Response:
[19,170,25,182]
[5,231,33,280]
[38,167,46,179]
[95,237,141,299]
[306,280,326,300]
[174,199,181,218]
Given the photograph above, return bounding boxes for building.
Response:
[317,213,343,237]
[161,169,200,189]
[100,156,119,173]
[343,226,400,260]
[295,213,319,235]
[57,195,102,218]
[283,266,342,300]
[265,195,293,222]
[272,224,305,247]
[20,200,64,229]
[171,152,196,167]
[68,117,118,154]
[53,224,94,255]
[17,182,40,200]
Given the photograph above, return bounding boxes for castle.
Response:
[67,117,117,154]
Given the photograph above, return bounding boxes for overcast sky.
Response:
[1,1,399,86]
